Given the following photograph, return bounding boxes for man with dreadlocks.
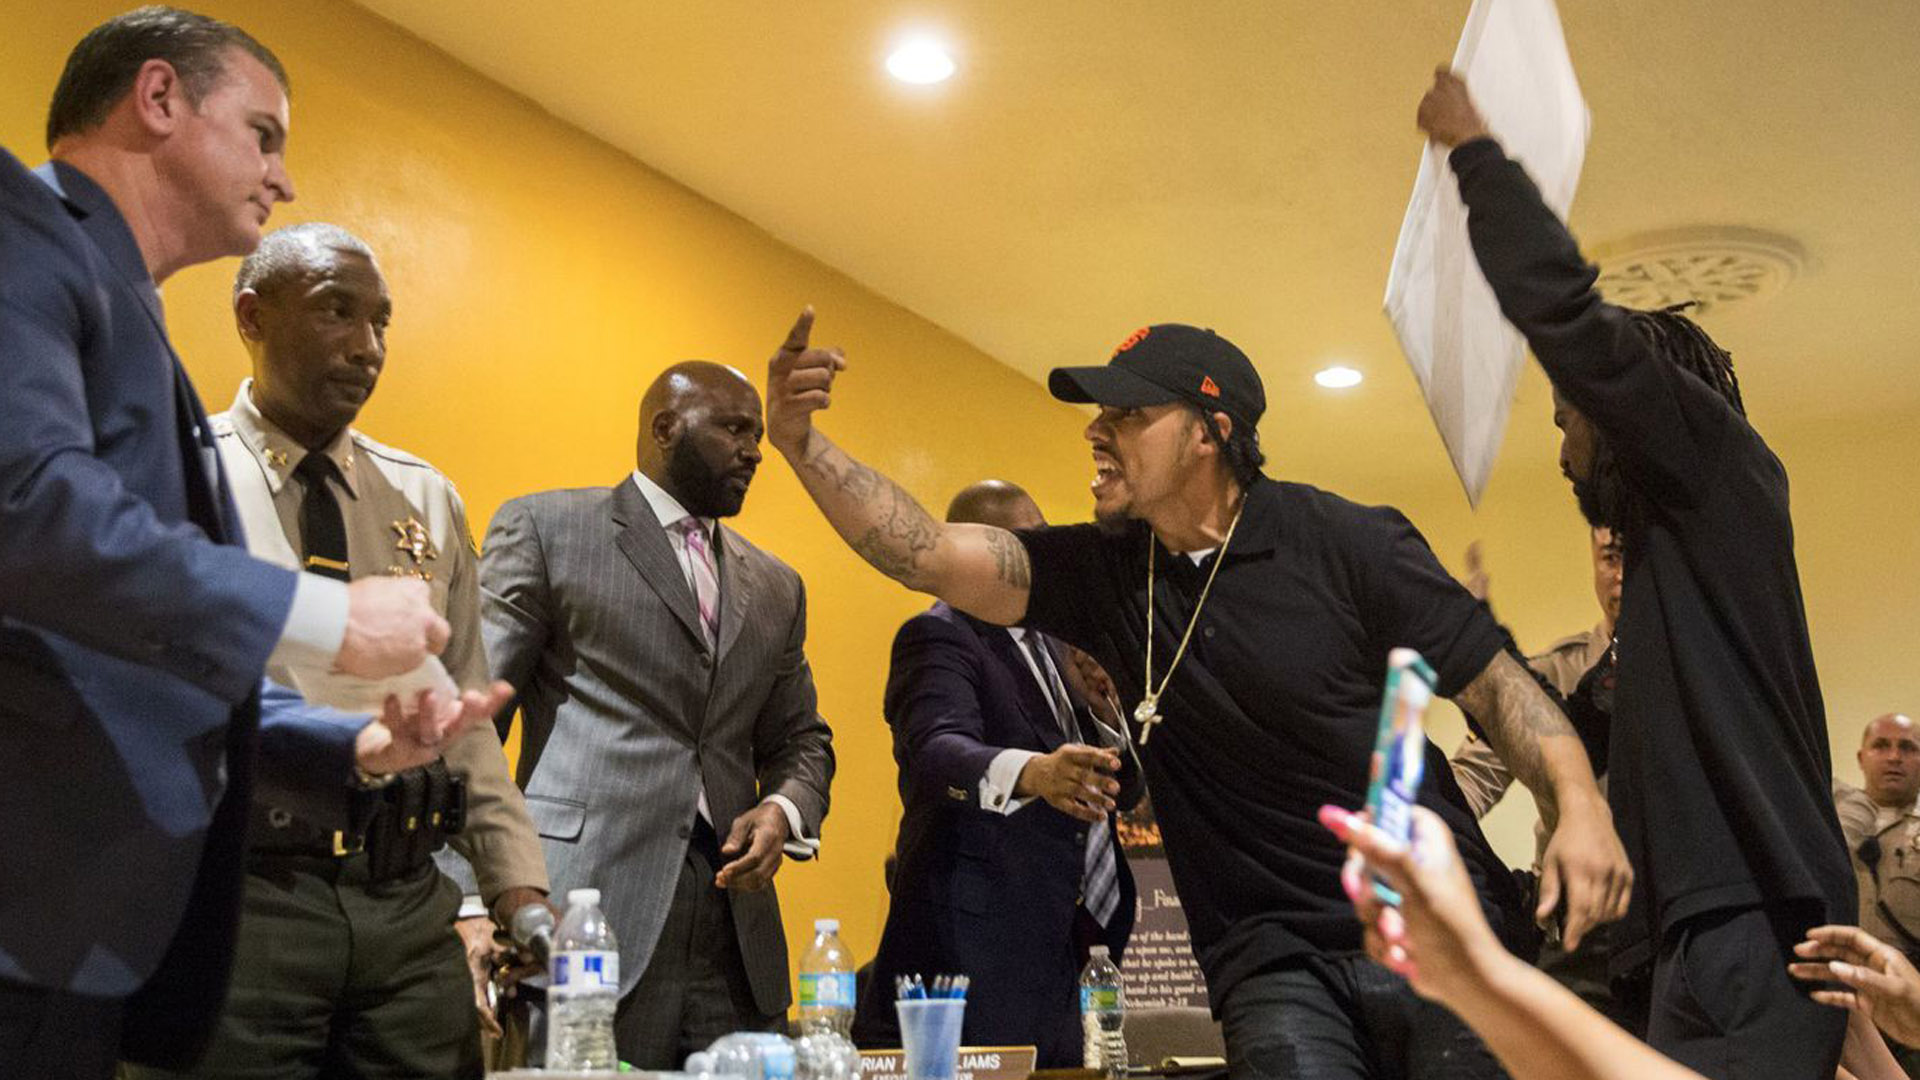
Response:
[1418,70,1854,1080]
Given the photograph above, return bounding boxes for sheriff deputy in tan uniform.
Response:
[134,223,548,1080]
[1833,712,1920,1070]
[1835,713,1920,949]
[1451,528,1619,820]
[1447,527,1637,1032]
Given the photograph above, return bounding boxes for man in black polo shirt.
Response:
[763,310,1632,1079]
[1415,72,1855,1080]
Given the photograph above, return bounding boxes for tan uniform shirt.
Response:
[213,380,547,903]
[1834,781,1920,950]
[1449,623,1610,866]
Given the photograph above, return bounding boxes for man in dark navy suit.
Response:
[853,481,1140,1067]
[0,9,505,1078]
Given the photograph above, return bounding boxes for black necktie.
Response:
[294,453,350,581]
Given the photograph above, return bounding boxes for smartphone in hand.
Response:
[1358,647,1440,905]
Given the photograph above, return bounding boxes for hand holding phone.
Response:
[1354,648,1440,905]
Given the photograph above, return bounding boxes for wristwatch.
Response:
[352,765,399,790]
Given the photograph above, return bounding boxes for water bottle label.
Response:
[799,971,856,1009]
[1080,986,1119,1012]
[553,949,620,990]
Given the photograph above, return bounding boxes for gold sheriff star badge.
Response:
[389,517,438,581]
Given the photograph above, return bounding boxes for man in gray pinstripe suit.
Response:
[480,361,835,1068]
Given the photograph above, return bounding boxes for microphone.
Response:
[509,902,555,966]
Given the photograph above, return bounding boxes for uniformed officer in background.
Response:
[128,222,550,1080]
[1834,712,1920,1072]
[1449,526,1638,1034]
[1451,527,1620,818]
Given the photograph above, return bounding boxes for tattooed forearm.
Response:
[781,427,1033,621]
[1453,649,1585,824]
[984,527,1032,588]
[797,436,880,501]
[796,433,943,588]
[852,500,941,584]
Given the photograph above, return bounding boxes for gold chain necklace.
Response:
[1135,499,1245,744]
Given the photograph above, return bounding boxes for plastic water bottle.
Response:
[690,1031,798,1080]
[793,1028,861,1080]
[796,918,856,1037]
[548,887,620,1071]
[1080,945,1127,1079]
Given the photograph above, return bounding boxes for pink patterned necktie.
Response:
[677,517,720,648]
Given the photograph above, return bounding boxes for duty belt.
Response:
[248,759,467,883]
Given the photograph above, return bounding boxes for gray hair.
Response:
[233,222,375,298]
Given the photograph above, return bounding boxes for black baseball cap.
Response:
[1048,323,1265,426]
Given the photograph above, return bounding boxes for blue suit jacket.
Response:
[853,602,1139,1067]
[0,147,363,1067]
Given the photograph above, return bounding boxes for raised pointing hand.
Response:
[765,306,848,456]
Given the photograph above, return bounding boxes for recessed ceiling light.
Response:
[887,38,956,85]
[1314,365,1363,389]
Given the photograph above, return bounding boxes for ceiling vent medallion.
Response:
[1591,226,1806,314]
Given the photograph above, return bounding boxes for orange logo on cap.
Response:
[1114,326,1152,354]
[1199,375,1221,398]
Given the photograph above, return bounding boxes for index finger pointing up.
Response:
[782,306,815,353]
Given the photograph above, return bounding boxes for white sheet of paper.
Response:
[1383,0,1589,504]
[288,654,458,715]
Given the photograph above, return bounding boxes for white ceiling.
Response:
[351,0,1920,493]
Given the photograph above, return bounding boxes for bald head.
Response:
[945,480,1044,531]
[637,360,764,519]
[640,361,754,427]
[1859,713,1920,809]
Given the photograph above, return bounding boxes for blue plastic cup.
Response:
[895,999,966,1080]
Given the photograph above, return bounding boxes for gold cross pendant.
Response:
[1134,699,1162,744]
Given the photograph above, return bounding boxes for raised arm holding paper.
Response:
[1419,67,1854,1080]
[1384,0,1589,504]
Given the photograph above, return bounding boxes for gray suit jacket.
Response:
[480,478,834,1012]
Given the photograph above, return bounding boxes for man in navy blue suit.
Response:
[854,481,1140,1067]
[0,9,506,1078]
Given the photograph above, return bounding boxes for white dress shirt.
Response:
[630,470,818,859]
[979,627,1095,814]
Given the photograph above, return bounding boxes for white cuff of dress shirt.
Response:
[981,749,1039,815]
[764,794,819,860]
[457,895,488,920]
[267,572,350,673]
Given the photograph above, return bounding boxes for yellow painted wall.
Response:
[0,0,1106,983]
[6,0,1915,1002]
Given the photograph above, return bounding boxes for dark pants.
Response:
[1646,905,1845,1080]
[1537,927,1649,1039]
[0,977,123,1080]
[125,855,479,1080]
[1218,955,1508,1080]
[614,819,779,1070]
